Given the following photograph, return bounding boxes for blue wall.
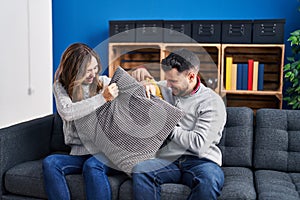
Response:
[52,0,300,108]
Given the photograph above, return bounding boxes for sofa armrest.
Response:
[0,114,54,195]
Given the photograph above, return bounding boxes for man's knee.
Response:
[132,158,171,174]
[184,161,224,188]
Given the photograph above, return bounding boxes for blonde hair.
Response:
[54,43,103,102]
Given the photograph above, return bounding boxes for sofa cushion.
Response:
[4,160,46,199]
[218,107,253,167]
[118,167,257,200]
[118,179,190,200]
[2,194,41,200]
[290,173,300,198]
[219,167,256,200]
[4,158,128,200]
[255,170,300,200]
[254,109,300,172]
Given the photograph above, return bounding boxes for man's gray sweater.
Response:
[157,81,227,166]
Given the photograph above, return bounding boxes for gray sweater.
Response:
[157,81,227,166]
[53,76,111,155]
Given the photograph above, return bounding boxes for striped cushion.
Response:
[75,67,183,174]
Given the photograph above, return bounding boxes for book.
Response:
[242,63,248,90]
[258,63,264,91]
[231,63,237,90]
[248,59,254,90]
[225,57,233,90]
[237,63,243,90]
[252,61,259,91]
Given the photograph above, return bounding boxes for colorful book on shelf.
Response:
[248,59,254,90]
[237,63,243,90]
[258,63,264,91]
[225,57,233,90]
[252,61,259,91]
[242,63,248,90]
[231,63,237,90]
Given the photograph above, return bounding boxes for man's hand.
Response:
[131,67,153,82]
[143,82,157,98]
[102,83,119,102]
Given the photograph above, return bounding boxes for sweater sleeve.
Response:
[53,76,110,121]
[170,92,226,155]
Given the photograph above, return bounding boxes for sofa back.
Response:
[218,107,254,168]
[50,113,70,153]
[254,109,300,172]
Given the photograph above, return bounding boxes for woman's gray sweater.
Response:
[53,76,110,155]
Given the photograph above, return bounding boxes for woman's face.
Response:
[83,56,98,84]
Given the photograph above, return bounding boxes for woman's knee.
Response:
[83,156,105,173]
[43,154,61,170]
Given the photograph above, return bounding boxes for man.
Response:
[131,48,227,200]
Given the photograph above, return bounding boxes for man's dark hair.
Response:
[161,48,200,73]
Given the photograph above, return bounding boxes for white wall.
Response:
[0,0,53,128]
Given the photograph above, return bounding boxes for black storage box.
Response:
[252,19,285,44]
[222,20,252,44]
[109,20,136,42]
[135,20,163,42]
[163,20,192,43]
[192,20,221,43]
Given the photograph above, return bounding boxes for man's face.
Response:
[164,68,192,97]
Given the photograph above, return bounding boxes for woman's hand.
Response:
[102,83,119,102]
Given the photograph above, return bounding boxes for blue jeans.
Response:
[42,153,120,200]
[132,155,224,200]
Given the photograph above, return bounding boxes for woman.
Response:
[43,43,120,200]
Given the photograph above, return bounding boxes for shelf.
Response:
[220,44,284,109]
[108,42,285,110]
[109,42,221,47]
[221,43,285,48]
[222,90,282,96]
[108,43,163,79]
[225,94,282,114]
[108,43,221,93]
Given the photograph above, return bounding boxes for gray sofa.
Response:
[0,107,299,200]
